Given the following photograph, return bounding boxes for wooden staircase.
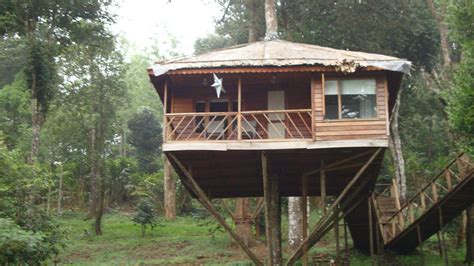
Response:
[373,153,474,253]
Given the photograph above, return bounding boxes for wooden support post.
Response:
[417,225,424,254]
[369,197,376,266]
[164,157,176,220]
[301,174,309,266]
[432,182,438,202]
[438,208,448,266]
[344,219,349,265]
[466,204,474,263]
[311,77,316,141]
[420,192,426,212]
[320,160,326,213]
[445,169,452,190]
[334,205,340,263]
[220,199,237,223]
[167,154,262,265]
[262,151,282,265]
[237,77,242,140]
[163,80,168,142]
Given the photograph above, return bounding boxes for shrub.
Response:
[132,199,157,237]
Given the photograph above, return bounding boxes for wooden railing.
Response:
[374,153,473,244]
[164,109,312,142]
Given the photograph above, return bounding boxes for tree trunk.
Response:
[389,87,407,202]
[264,0,278,40]
[426,0,451,68]
[29,98,41,164]
[164,157,176,220]
[466,205,474,263]
[245,0,259,42]
[57,163,63,216]
[288,196,303,250]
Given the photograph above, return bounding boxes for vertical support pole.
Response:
[237,77,242,140]
[334,206,340,263]
[445,169,452,190]
[163,80,168,142]
[262,151,282,265]
[438,208,448,266]
[311,77,316,141]
[344,219,349,265]
[369,197,376,266]
[420,192,426,212]
[301,174,309,266]
[320,160,326,213]
[418,225,426,265]
[432,182,438,202]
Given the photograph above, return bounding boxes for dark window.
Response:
[195,101,205,132]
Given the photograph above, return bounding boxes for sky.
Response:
[112,0,221,57]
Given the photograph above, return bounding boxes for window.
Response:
[324,79,377,119]
[195,101,206,132]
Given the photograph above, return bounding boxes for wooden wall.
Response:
[313,74,389,141]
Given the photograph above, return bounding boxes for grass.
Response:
[57,210,469,265]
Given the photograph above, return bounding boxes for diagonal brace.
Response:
[167,153,263,266]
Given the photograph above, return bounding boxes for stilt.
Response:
[302,174,309,266]
[320,160,326,214]
[334,206,340,263]
[368,197,376,266]
[438,208,448,266]
[262,151,282,265]
[417,225,425,263]
[344,219,349,265]
[167,153,263,265]
[466,204,474,263]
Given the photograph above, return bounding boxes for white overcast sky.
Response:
[112,0,221,56]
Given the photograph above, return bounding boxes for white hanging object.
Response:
[211,73,226,98]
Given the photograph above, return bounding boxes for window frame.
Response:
[323,77,379,121]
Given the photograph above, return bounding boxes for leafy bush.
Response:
[0,218,61,264]
[132,199,157,237]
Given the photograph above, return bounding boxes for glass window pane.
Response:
[325,95,339,119]
[325,80,338,95]
[341,79,376,95]
[340,79,377,119]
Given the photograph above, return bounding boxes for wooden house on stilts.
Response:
[148,39,411,265]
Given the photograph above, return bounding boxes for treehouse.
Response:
[148,39,411,263]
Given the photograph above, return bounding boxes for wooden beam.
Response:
[301,174,309,266]
[237,77,242,140]
[251,198,264,222]
[311,77,316,141]
[320,160,326,213]
[166,153,263,265]
[369,197,375,266]
[262,151,282,265]
[163,80,168,142]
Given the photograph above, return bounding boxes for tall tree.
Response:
[0,0,113,163]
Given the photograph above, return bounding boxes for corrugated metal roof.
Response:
[151,39,411,76]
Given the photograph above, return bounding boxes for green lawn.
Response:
[58,211,468,265]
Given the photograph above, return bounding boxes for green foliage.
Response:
[132,199,157,237]
[448,0,474,155]
[128,108,163,173]
[0,218,47,264]
[0,73,30,150]
[0,146,66,263]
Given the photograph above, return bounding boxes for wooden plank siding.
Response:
[313,75,389,141]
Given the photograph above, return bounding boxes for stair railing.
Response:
[382,153,473,243]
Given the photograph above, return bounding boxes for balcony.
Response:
[164,109,313,142]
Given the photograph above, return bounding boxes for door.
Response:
[267,90,285,139]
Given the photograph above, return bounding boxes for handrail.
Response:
[165,109,313,141]
[385,153,466,222]
[377,153,473,244]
